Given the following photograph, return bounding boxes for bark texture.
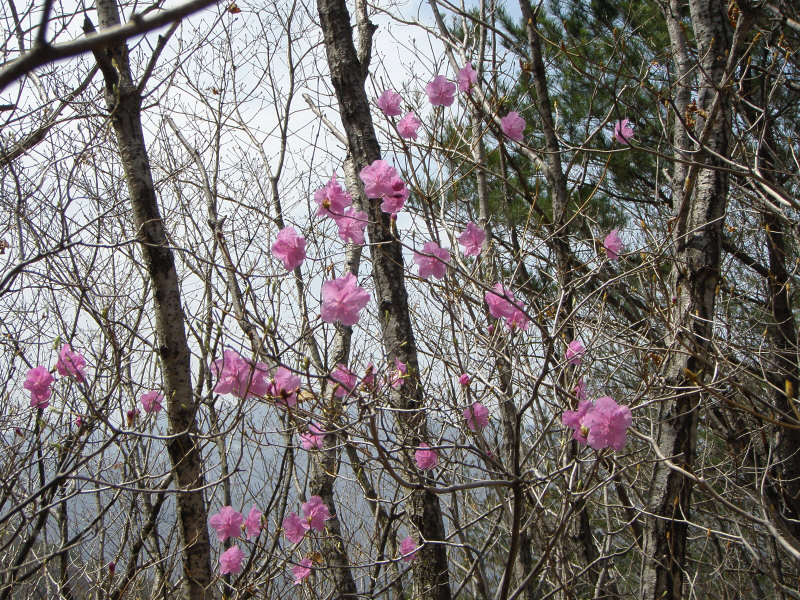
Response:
[641,1,738,597]
[316,0,452,597]
[90,1,212,597]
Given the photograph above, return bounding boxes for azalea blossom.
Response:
[562,400,593,444]
[334,208,368,245]
[359,160,410,216]
[389,358,407,389]
[283,512,307,543]
[426,75,456,106]
[463,402,489,431]
[604,229,624,261]
[313,175,352,219]
[458,374,471,386]
[292,558,313,585]
[414,241,450,280]
[24,366,54,409]
[321,272,370,327]
[565,340,585,366]
[613,118,634,144]
[377,89,402,117]
[361,362,376,390]
[331,364,357,397]
[209,506,244,542]
[397,112,422,139]
[485,283,529,331]
[140,391,164,413]
[458,63,478,94]
[415,443,438,470]
[56,344,87,383]
[583,396,633,451]
[212,350,270,398]
[219,545,245,575]
[302,496,331,531]
[458,221,485,257]
[300,422,326,450]
[562,396,632,451]
[500,111,526,142]
[244,505,263,540]
[266,366,301,407]
[271,226,307,271]
[400,536,417,563]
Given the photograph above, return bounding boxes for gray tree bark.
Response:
[89,1,212,597]
[315,0,452,597]
[641,1,747,598]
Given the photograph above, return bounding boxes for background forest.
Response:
[1,0,800,598]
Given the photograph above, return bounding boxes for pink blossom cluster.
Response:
[139,391,164,413]
[300,422,325,450]
[282,496,331,544]
[463,402,489,432]
[485,284,529,331]
[604,229,624,261]
[359,160,410,217]
[413,241,450,280]
[562,395,633,451]
[415,442,438,470]
[211,350,270,399]
[322,273,371,327]
[565,340,585,365]
[271,226,307,271]
[400,536,417,562]
[501,111,526,141]
[267,366,302,407]
[458,222,485,257]
[24,344,88,410]
[614,118,634,144]
[209,504,263,575]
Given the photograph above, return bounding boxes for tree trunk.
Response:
[641,1,740,597]
[90,1,212,597]
[315,0,452,597]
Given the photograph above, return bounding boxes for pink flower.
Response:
[219,545,245,575]
[377,89,403,117]
[426,75,456,107]
[485,283,529,331]
[389,358,407,389]
[321,272,370,327]
[573,377,587,400]
[283,512,307,543]
[583,396,633,451]
[565,341,585,365]
[302,496,331,531]
[313,175,352,219]
[126,408,140,425]
[400,536,417,563]
[458,222,485,257]
[603,229,623,261]
[397,112,422,139]
[24,366,54,409]
[415,443,438,470]
[266,366,301,407]
[75,416,83,427]
[244,505,263,540]
[501,111,526,142]
[209,506,244,542]
[56,344,86,383]
[562,400,592,444]
[140,391,164,413]
[211,350,270,398]
[271,226,306,271]
[359,160,410,216]
[458,374,471,386]
[334,208,368,245]
[413,241,450,280]
[300,423,325,450]
[463,402,489,431]
[292,558,313,585]
[458,63,478,94]
[613,118,634,144]
[331,364,357,397]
